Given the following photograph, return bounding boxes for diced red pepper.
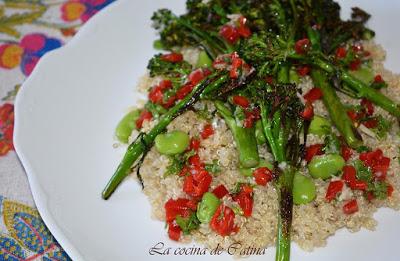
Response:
[179,165,190,177]
[347,109,358,122]
[210,204,237,236]
[161,53,183,63]
[301,102,314,120]
[265,76,274,85]
[233,185,253,217]
[167,221,182,241]
[297,65,311,77]
[212,185,229,199]
[253,167,273,186]
[366,191,375,201]
[230,53,243,79]
[341,145,353,161]
[343,199,358,215]
[387,184,394,197]
[359,149,390,180]
[294,38,310,54]
[188,69,206,85]
[158,79,172,91]
[183,170,212,198]
[201,124,214,139]
[188,154,202,167]
[362,118,378,128]
[189,138,201,151]
[352,44,364,53]
[325,180,344,202]
[342,165,357,186]
[148,85,164,104]
[303,87,323,103]
[374,75,384,83]
[360,98,374,116]
[219,25,240,44]
[305,144,324,162]
[335,46,347,59]
[350,180,368,191]
[349,59,361,71]
[135,110,153,129]
[164,198,196,222]
[237,16,252,38]
[162,95,176,108]
[232,95,250,108]
[176,83,194,100]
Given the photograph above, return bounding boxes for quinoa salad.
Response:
[102,1,400,260]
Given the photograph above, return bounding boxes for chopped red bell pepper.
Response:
[359,149,390,180]
[297,65,311,77]
[362,118,378,128]
[294,38,310,54]
[201,124,214,139]
[253,167,273,186]
[374,75,384,83]
[304,87,323,103]
[360,98,374,116]
[219,25,240,44]
[232,95,250,108]
[325,180,344,202]
[135,109,153,129]
[212,185,229,199]
[301,102,314,120]
[164,198,197,222]
[176,82,194,100]
[183,170,212,198]
[230,53,243,79]
[342,165,357,186]
[148,85,164,104]
[305,144,324,162]
[237,16,252,38]
[349,59,361,71]
[161,53,183,63]
[343,199,358,215]
[210,204,237,236]
[341,145,353,161]
[189,138,201,151]
[167,221,182,241]
[387,184,394,197]
[347,109,359,122]
[188,69,206,85]
[335,47,347,59]
[233,184,253,217]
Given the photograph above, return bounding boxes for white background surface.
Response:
[13,1,400,260]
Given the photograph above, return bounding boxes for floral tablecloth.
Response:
[0,1,114,260]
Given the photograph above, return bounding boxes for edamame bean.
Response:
[293,173,316,205]
[309,115,331,136]
[239,159,273,177]
[155,130,190,155]
[308,154,345,179]
[115,109,140,143]
[255,120,266,144]
[196,50,212,68]
[197,192,221,223]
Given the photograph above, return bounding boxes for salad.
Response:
[102,1,400,260]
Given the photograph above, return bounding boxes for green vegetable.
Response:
[153,39,164,50]
[349,65,374,84]
[196,50,213,68]
[215,100,259,168]
[196,192,221,223]
[293,174,316,205]
[289,68,300,84]
[115,109,140,143]
[176,213,200,235]
[205,159,221,173]
[309,115,331,136]
[255,120,266,144]
[155,130,190,155]
[308,154,345,179]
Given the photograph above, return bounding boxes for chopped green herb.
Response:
[175,213,200,235]
[205,159,221,174]
[356,145,371,153]
[372,115,392,139]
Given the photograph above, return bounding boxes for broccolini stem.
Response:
[102,72,225,199]
[311,69,363,148]
[214,100,260,168]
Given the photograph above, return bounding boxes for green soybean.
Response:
[155,130,190,155]
[309,115,331,136]
[197,192,221,223]
[115,109,140,143]
[239,159,273,177]
[308,154,345,179]
[196,50,213,68]
[255,120,266,144]
[293,173,316,205]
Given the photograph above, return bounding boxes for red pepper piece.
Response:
[301,102,314,120]
[164,198,195,222]
[305,144,324,162]
[335,46,347,59]
[233,185,253,217]
[176,82,194,100]
[341,145,353,161]
[253,167,273,186]
[183,170,212,198]
[297,65,311,77]
[210,204,237,236]
[189,138,201,151]
[161,53,183,63]
[232,95,250,108]
[167,221,182,241]
[135,110,153,129]
[303,87,323,103]
[295,38,311,54]
[360,98,374,116]
[212,185,229,199]
[342,165,357,185]
[349,59,361,71]
[237,16,252,38]
[325,180,344,202]
[219,25,240,44]
[201,124,214,139]
[343,199,358,215]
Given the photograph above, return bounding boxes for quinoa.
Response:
[128,42,400,254]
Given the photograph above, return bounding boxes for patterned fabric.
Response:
[0,0,115,259]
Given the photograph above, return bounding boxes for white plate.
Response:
[13,1,400,260]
